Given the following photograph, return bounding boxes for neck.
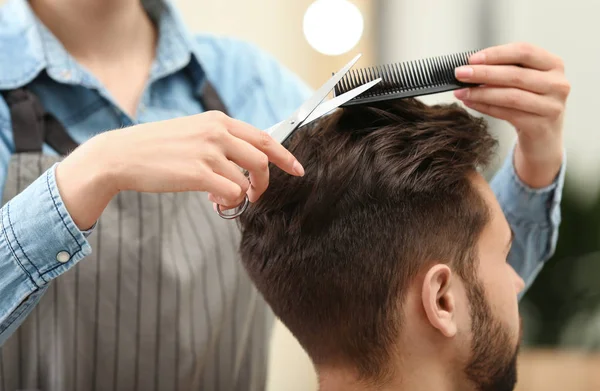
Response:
[317,359,458,391]
[29,0,156,62]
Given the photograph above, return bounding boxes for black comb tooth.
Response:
[421,59,432,87]
[337,74,345,95]
[465,50,473,64]
[397,62,405,90]
[391,63,402,92]
[367,67,375,96]
[430,57,440,85]
[342,72,351,94]
[393,63,403,91]
[447,54,455,78]
[432,57,440,85]
[403,63,411,90]
[380,64,389,93]
[409,61,419,89]
[453,53,461,74]
[401,62,411,90]
[437,55,447,82]
[338,73,346,94]
[359,68,367,87]
[384,64,395,93]
[438,56,449,84]
[405,61,413,89]
[450,54,459,79]
[425,58,434,86]
[364,68,371,95]
[373,66,382,81]
[371,67,379,93]
[428,57,437,85]
[351,70,359,90]
[403,62,411,90]
[443,54,453,82]
[341,72,348,92]
[369,67,376,82]
[413,60,422,88]
[414,60,422,88]
[422,58,432,86]
[431,57,442,85]
[416,60,426,88]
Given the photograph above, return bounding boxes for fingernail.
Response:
[455,66,473,79]
[292,160,305,176]
[470,52,486,64]
[212,203,218,212]
[454,88,469,99]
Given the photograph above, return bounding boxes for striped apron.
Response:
[0,86,271,391]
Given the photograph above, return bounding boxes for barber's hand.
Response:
[56,111,304,229]
[453,42,570,188]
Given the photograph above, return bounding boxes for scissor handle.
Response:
[216,194,250,220]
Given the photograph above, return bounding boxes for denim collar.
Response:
[0,0,205,91]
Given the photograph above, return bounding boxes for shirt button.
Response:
[56,251,71,263]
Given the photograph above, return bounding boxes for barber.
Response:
[0,0,569,390]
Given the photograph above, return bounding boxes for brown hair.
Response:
[239,98,497,382]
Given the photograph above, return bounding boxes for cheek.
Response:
[481,264,521,328]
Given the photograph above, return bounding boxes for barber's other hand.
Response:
[56,111,304,230]
[453,42,570,188]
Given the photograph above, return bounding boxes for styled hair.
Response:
[239,98,497,382]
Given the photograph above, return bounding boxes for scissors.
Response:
[216,53,382,220]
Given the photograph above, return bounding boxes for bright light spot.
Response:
[303,0,364,56]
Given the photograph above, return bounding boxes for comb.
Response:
[334,50,480,106]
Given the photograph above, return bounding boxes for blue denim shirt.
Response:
[0,0,565,347]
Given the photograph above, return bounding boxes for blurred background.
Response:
[171,0,600,390]
[1,0,596,389]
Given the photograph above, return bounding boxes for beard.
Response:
[464,278,521,391]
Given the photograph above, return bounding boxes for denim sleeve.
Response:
[252,51,313,120]
[206,35,314,121]
[491,144,566,299]
[0,162,93,346]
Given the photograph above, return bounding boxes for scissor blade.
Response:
[269,53,362,144]
[301,78,382,127]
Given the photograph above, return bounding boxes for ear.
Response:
[421,264,457,338]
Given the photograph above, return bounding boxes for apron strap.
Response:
[1,88,79,155]
[1,80,229,155]
[199,80,230,115]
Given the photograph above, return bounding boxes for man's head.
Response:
[239,98,525,391]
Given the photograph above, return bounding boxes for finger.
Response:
[208,193,240,211]
[462,100,536,127]
[202,172,245,207]
[212,159,250,195]
[247,168,268,203]
[222,136,270,202]
[470,42,560,71]
[455,65,554,95]
[224,117,305,177]
[454,86,562,117]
